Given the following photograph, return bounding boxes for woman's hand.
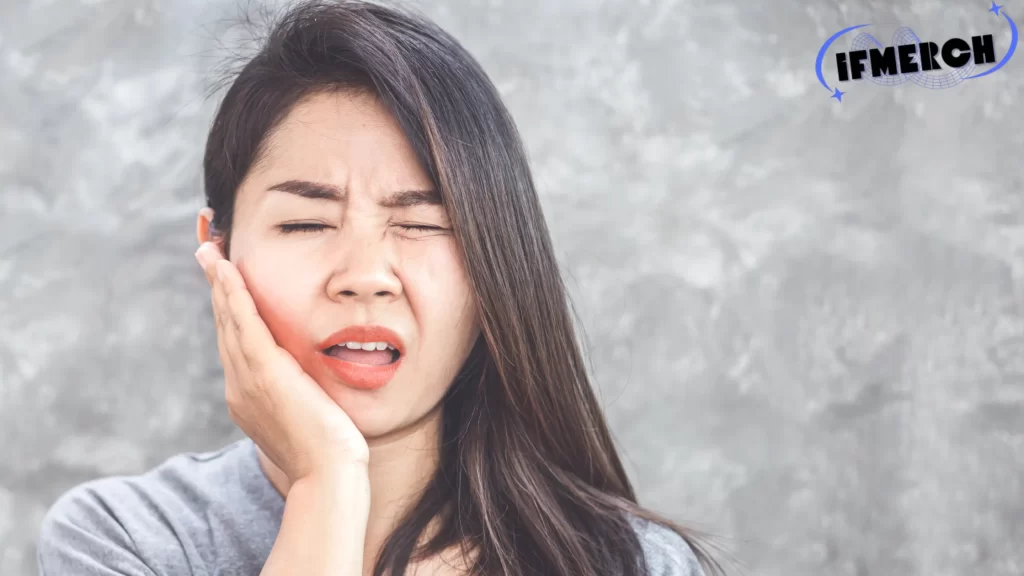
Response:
[194,242,369,486]
[196,241,370,576]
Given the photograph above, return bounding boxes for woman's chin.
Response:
[310,381,395,438]
[303,362,447,444]
[342,395,445,446]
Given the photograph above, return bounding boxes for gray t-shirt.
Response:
[37,438,703,575]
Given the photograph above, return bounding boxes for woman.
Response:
[37,1,723,575]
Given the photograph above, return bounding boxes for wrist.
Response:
[265,464,370,576]
[291,465,370,510]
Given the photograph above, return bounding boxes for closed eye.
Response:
[276,222,448,235]
[395,223,447,232]
[277,222,332,234]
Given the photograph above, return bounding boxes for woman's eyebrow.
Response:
[378,189,442,208]
[268,180,344,200]
[268,179,441,207]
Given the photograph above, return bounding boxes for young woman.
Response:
[37,1,723,575]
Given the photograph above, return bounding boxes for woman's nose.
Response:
[324,228,403,304]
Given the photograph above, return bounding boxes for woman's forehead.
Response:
[247,93,432,191]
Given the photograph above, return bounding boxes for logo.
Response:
[814,1,1017,101]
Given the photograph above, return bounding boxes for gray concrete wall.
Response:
[2,1,1022,575]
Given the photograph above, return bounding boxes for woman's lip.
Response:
[319,352,401,390]
[316,325,406,355]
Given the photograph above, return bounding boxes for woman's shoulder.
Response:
[37,438,281,575]
[41,438,267,521]
[629,515,706,576]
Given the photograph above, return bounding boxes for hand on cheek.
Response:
[194,242,370,487]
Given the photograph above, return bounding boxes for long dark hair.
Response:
[202,1,725,574]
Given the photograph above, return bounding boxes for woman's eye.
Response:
[394,223,449,235]
[277,222,331,234]
[276,222,448,235]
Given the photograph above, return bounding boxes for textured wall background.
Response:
[2,0,1022,575]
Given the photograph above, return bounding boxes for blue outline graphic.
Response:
[814,2,1016,101]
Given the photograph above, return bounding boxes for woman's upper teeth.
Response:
[340,341,395,351]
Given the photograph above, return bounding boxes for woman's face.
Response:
[205,91,480,439]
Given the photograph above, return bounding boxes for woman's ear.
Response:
[196,207,219,245]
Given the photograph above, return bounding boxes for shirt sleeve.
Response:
[636,518,707,576]
[36,484,160,576]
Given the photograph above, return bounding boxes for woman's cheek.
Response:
[243,269,322,378]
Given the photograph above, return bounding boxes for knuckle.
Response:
[213,308,228,331]
[248,371,271,397]
[241,343,268,372]
[227,303,242,332]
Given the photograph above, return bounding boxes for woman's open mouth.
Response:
[316,326,405,390]
[322,341,401,365]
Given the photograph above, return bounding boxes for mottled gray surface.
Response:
[1,0,1022,575]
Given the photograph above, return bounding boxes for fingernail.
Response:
[194,244,207,265]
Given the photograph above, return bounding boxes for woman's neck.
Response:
[256,404,444,570]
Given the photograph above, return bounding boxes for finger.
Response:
[210,273,233,342]
[217,326,244,408]
[195,242,225,286]
[219,323,247,411]
[209,275,247,425]
[212,270,248,377]
[215,282,263,424]
[215,259,279,373]
[216,325,238,382]
[211,276,239,371]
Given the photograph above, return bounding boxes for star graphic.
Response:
[989,2,1003,16]
[831,87,845,102]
